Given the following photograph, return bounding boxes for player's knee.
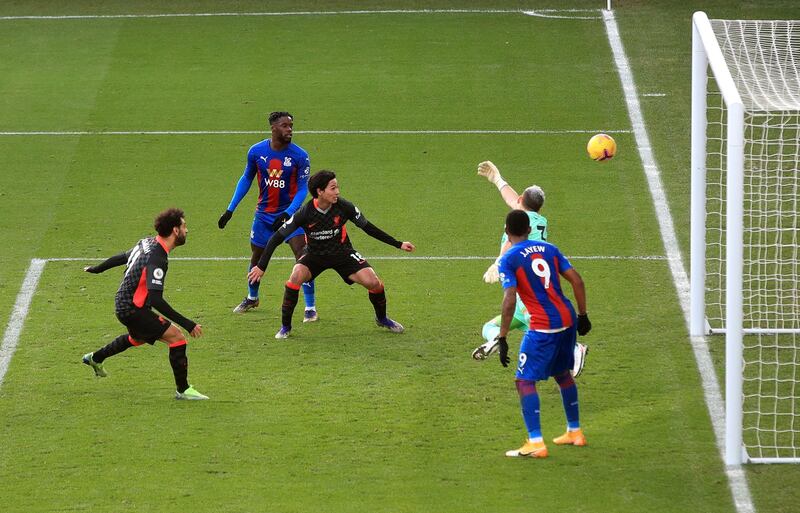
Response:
[161,324,183,344]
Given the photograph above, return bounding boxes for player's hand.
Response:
[496,336,510,367]
[247,266,265,284]
[218,210,233,229]
[84,265,100,273]
[477,161,503,185]
[400,242,415,252]
[271,212,290,231]
[189,324,203,338]
[483,262,499,283]
[577,314,592,336]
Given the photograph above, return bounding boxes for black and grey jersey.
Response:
[284,197,366,256]
[114,237,169,316]
[256,197,404,272]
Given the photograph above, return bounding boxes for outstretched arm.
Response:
[247,212,304,283]
[84,252,129,274]
[148,289,197,333]
[477,161,520,209]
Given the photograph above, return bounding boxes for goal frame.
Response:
[690,11,800,465]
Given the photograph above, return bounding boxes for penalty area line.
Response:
[0,129,634,137]
[0,259,46,390]
[44,255,668,262]
[0,9,597,21]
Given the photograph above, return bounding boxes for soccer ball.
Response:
[586,133,617,161]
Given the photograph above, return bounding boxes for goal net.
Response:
[691,13,800,464]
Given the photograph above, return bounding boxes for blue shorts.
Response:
[515,326,577,381]
[251,213,305,248]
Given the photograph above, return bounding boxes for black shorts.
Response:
[116,309,170,344]
[298,249,372,285]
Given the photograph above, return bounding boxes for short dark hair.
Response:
[505,209,531,237]
[308,170,336,198]
[154,208,185,237]
[268,111,292,125]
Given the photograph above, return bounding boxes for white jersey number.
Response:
[531,258,552,289]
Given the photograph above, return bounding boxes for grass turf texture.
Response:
[1,1,800,512]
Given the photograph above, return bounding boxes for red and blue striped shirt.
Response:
[498,240,576,331]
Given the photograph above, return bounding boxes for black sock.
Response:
[169,344,189,393]
[369,288,387,319]
[282,284,300,328]
[93,334,133,363]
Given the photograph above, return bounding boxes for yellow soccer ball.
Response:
[587,133,617,161]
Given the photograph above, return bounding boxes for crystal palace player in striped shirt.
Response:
[218,112,317,320]
[247,170,415,339]
[494,210,592,458]
[81,208,208,400]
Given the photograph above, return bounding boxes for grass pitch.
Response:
[1,1,800,512]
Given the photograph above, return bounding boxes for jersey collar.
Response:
[155,235,171,254]
[313,198,331,214]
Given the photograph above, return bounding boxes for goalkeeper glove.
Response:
[218,210,233,229]
[271,212,290,231]
[577,314,592,336]
[477,161,507,190]
[496,336,510,367]
[483,261,500,283]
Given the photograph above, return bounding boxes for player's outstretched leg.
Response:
[276,282,300,339]
[82,334,135,377]
[506,379,548,458]
[302,280,318,322]
[571,342,589,377]
[82,353,107,377]
[369,283,404,333]
[552,371,585,446]
[472,317,501,360]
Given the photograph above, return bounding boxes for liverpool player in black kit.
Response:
[247,170,415,339]
[81,208,208,400]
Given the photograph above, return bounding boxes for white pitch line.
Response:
[0,129,633,137]
[0,9,586,21]
[603,10,755,513]
[0,259,46,389]
[44,255,667,262]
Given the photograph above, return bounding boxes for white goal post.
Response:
[690,11,800,465]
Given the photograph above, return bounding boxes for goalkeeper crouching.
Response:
[471,161,588,377]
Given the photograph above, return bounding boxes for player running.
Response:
[471,161,588,377]
[493,210,592,458]
[218,111,318,321]
[81,208,208,400]
[247,170,415,339]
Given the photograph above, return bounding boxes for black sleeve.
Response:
[361,221,402,249]
[148,289,196,332]
[256,207,306,271]
[85,251,129,273]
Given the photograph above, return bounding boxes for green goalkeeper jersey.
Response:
[500,210,548,248]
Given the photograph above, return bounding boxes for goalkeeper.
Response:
[471,161,588,377]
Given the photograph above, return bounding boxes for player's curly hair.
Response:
[308,170,336,198]
[505,209,531,237]
[268,111,293,125]
[521,185,545,212]
[154,208,185,237]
